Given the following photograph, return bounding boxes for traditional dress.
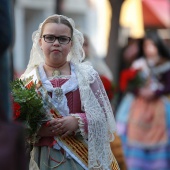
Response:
[31,66,86,170]
[116,59,170,170]
[21,14,119,170]
[24,62,119,170]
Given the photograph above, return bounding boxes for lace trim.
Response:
[48,75,71,81]
[75,63,117,169]
[71,113,88,140]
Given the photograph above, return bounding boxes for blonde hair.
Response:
[40,15,73,37]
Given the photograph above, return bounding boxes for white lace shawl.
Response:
[74,62,116,169]
[20,14,117,169]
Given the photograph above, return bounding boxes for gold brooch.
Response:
[54,87,63,103]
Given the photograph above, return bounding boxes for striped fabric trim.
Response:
[52,107,88,169]
[57,135,88,168]
[25,81,34,89]
[111,157,120,170]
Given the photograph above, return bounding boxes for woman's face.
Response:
[39,23,72,67]
[143,39,160,66]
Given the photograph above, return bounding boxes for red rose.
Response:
[13,102,21,119]
[120,69,139,92]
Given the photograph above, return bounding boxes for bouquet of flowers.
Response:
[119,68,145,92]
[11,78,50,143]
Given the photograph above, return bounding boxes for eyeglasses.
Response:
[42,35,72,44]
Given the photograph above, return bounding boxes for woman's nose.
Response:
[53,38,60,46]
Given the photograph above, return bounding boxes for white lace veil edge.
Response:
[75,63,117,169]
[20,14,85,79]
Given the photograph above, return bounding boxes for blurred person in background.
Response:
[115,37,142,112]
[116,30,170,170]
[83,34,114,101]
[83,34,114,82]
[0,0,28,169]
[121,38,142,69]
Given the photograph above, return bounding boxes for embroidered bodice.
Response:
[50,78,83,113]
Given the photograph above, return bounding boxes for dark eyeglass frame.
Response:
[42,34,72,44]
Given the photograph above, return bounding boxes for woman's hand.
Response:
[49,116,79,138]
[37,122,54,137]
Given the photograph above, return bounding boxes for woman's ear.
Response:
[39,38,42,50]
[70,40,73,47]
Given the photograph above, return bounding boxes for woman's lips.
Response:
[52,49,60,53]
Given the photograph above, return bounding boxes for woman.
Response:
[116,30,170,170]
[20,14,119,170]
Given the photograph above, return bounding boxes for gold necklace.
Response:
[45,62,67,77]
[52,69,61,76]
